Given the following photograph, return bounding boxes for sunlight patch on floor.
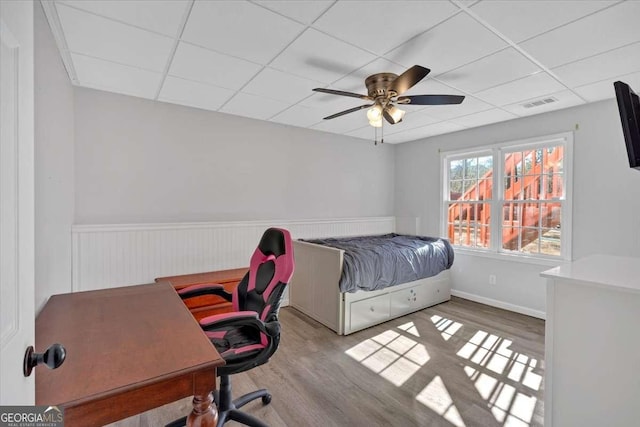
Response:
[397,321,420,337]
[430,315,463,341]
[345,325,430,386]
[459,329,541,425]
[345,315,541,426]
[416,375,466,427]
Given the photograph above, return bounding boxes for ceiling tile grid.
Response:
[44,0,640,144]
[220,92,290,121]
[167,42,263,91]
[56,3,175,72]
[574,70,640,103]
[270,104,326,128]
[384,12,508,75]
[312,1,459,56]
[158,76,236,112]
[58,0,190,37]
[181,0,305,65]
[71,52,164,99]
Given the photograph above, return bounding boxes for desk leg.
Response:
[187,392,217,427]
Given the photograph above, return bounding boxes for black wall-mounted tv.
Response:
[614,80,640,170]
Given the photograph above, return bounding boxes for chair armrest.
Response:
[177,283,232,302]
[199,311,267,333]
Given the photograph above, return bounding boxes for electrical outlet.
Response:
[489,274,497,285]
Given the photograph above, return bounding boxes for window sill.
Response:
[453,247,568,267]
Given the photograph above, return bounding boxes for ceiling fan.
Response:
[313,65,464,128]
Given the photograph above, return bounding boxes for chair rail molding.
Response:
[72,216,396,292]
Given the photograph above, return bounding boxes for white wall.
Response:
[73,88,395,224]
[395,99,640,316]
[34,3,74,311]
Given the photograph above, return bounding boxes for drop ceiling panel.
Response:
[346,126,379,141]
[552,42,640,88]
[59,0,189,37]
[503,90,585,116]
[57,3,174,72]
[242,67,320,104]
[158,76,235,111]
[72,53,162,99]
[470,0,615,43]
[168,42,262,90]
[270,28,377,83]
[387,121,466,143]
[385,12,507,75]
[220,92,289,120]
[255,1,333,24]
[311,113,369,134]
[450,108,518,128]
[182,0,304,65]
[270,105,324,128]
[476,73,566,106]
[573,71,640,102]
[520,1,640,68]
[313,1,458,55]
[45,0,640,144]
[384,111,441,135]
[298,90,365,118]
[438,48,541,94]
[417,121,466,137]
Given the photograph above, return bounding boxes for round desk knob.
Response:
[23,343,66,377]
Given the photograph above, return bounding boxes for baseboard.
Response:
[451,289,546,320]
[281,298,289,307]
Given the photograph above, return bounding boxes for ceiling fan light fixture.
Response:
[369,117,383,128]
[311,65,464,134]
[366,104,383,121]
[387,105,406,124]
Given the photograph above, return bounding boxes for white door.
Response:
[0,0,35,404]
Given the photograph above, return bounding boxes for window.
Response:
[442,133,572,260]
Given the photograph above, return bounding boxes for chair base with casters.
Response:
[165,374,272,427]
[166,228,294,427]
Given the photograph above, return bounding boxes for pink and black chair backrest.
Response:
[233,228,294,325]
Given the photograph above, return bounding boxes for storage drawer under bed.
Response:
[349,293,390,333]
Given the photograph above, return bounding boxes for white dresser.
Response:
[541,254,640,427]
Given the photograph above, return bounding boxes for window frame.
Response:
[440,132,573,262]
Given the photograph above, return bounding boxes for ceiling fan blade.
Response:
[323,104,373,120]
[313,88,372,100]
[389,65,431,96]
[397,94,465,105]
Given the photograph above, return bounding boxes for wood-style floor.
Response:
[109,297,545,427]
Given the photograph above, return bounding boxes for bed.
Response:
[289,233,454,335]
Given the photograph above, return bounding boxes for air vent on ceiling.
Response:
[522,96,559,109]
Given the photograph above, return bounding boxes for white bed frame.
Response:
[290,240,451,335]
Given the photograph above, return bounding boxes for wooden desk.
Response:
[36,283,225,427]
[156,268,248,321]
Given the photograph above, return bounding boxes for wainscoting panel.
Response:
[72,217,395,292]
